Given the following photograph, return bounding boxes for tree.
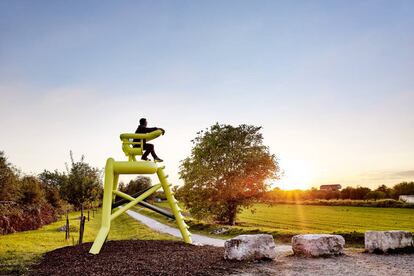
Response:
[122,176,152,195]
[352,186,371,200]
[39,170,67,188]
[365,190,386,201]
[19,176,44,204]
[60,152,102,209]
[120,176,156,201]
[375,184,394,198]
[179,123,279,225]
[0,151,20,201]
[340,186,353,199]
[392,182,414,198]
[39,170,66,208]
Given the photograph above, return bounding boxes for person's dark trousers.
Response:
[142,143,159,160]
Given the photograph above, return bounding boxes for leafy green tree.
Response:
[353,186,371,200]
[39,170,67,188]
[19,176,44,204]
[365,190,386,201]
[0,151,20,201]
[60,152,103,209]
[179,123,279,225]
[324,190,341,200]
[340,186,353,199]
[393,182,414,198]
[375,184,394,198]
[39,170,66,208]
[42,185,62,208]
[122,176,152,195]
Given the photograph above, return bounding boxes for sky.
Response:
[1,1,413,190]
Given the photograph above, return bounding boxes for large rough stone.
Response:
[224,234,276,261]
[365,230,413,253]
[292,234,345,257]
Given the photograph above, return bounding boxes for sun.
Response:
[274,159,315,190]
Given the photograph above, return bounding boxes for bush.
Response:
[0,151,20,202]
[0,151,65,234]
[44,185,62,208]
[19,176,44,205]
[0,202,60,234]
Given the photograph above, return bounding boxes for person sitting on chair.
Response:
[133,118,165,162]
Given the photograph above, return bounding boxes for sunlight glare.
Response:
[274,159,315,190]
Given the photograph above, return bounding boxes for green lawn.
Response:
[0,210,175,275]
[147,201,414,233]
[237,203,414,234]
[137,201,414,245]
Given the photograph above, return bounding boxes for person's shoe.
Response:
[154,157,163,162]
[141,157,151,161]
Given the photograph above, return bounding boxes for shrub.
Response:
[19,176,44,205]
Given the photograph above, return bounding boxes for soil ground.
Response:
[29,240,414,276]
[28,240,249,276]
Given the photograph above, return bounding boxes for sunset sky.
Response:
[1,1,413,190]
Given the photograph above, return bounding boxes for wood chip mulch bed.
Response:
[29,240,251,275]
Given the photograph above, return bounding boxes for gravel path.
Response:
[234,249,414,276]
[126,209,225,246]
[126,209,293,254]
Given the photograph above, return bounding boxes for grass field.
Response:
[237,203,414,234]
[0,210,175,275]
[139,201,414,244]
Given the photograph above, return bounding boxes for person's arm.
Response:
[144,127,159,133]
[139,126,165,135]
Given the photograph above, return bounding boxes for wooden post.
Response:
[79,215,86,244]
[78,204,86,244]
[88,210,90,221]
[65,211,70,240]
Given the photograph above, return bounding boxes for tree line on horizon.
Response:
[263,182,414,202]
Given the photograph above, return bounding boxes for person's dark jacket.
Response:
[133,125,158,148]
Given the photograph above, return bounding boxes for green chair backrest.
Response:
[120,130,163,161]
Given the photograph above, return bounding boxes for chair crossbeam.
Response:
[110,184,162,221]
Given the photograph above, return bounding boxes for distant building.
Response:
[399,195,414,204]
[320,184,342,191]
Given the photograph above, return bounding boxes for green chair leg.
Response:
[157,167,192,244]
[89,158,114,254]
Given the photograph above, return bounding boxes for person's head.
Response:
[139,118,147,127]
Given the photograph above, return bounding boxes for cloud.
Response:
[360,170,414,181]
[392,170,414,178]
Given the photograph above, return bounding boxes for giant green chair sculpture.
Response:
[89,130,192,254]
